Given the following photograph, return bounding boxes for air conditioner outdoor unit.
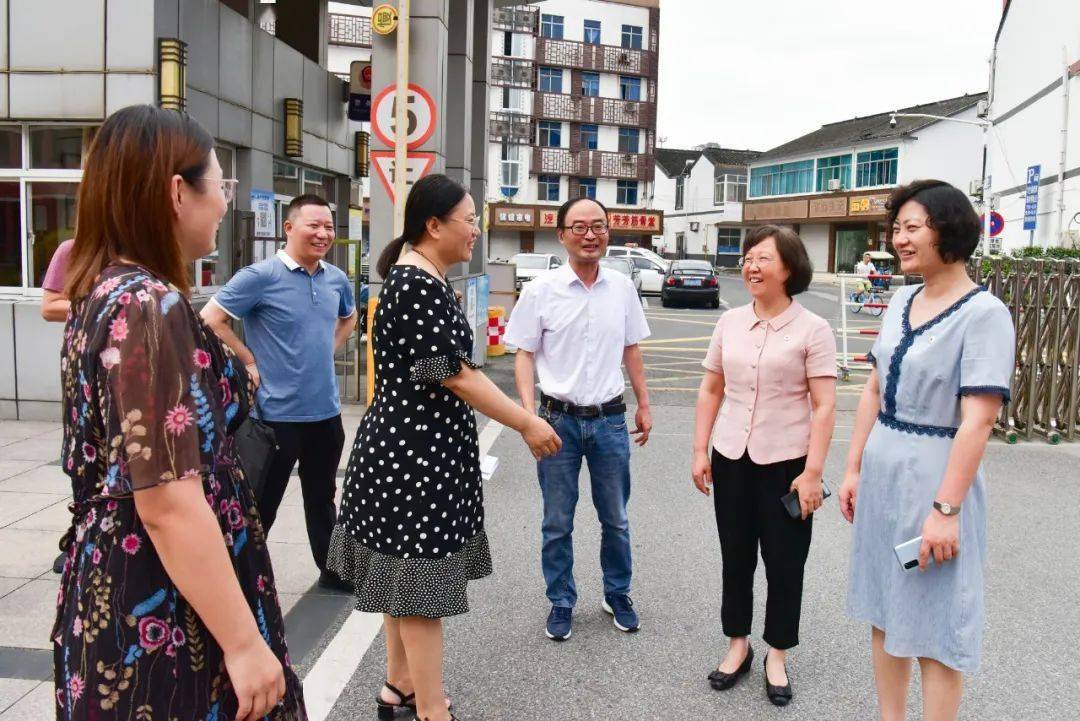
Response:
[976,98,990,118]
[689,222,700,232]
[619,52,630,63]
[827,178,842,191]
[625,102,637,112]
[1063,230,1080,249]
[622,153,635,162]
[968,179,984,197]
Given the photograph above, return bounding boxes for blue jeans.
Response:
[537,408,632,608]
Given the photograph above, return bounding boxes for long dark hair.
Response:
[67,105,214,299]
[376,173,469,279]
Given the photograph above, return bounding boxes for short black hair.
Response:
[556,196,608,229]
[286,193,331,220]
[886,180,980,263]
[742,225,814,296]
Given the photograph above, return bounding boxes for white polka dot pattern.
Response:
[327,264,491,618]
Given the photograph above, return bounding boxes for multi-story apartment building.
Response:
[486,0,662,260]
[653,145,761,266]
[742,93,987,274]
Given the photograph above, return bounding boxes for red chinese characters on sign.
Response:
[539,210,558,228]
[608,212,660,232]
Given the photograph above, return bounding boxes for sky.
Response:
[656,0,1002,152]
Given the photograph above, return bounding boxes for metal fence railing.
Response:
[972,258,1080,443]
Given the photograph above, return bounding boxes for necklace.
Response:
[411,246,446,278]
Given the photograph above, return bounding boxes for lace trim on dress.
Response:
[958,385,1012,404]
[883,285,985,417]
[877,411,958,439]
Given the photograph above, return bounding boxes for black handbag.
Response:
[233,396,278,500]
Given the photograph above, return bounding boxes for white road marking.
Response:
[302,610,384,721]
[301,418,507,720]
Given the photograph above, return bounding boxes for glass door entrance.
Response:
[835,228,869,273]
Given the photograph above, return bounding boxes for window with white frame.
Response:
[619,76,642,101]
[578,177,596,199]
[618,127,640,154]
[540,14,564,39]
[0,124,96,291]
[538,67,563,94]
[675,175,685,210]
[539,121,562,147]
[621,24,643,50]
[583,20,601,45]
[815,154,852,192]
[500,143,521,190]
[715,227,742,255]
[617,180,638,205]
[855,147,898,187]
[714,174,747,204]
[538,174,560,201]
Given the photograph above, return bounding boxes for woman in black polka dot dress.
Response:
[327,175,561,721]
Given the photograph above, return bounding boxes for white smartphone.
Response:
[894,536,923,571]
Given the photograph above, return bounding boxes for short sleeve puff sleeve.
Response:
[391,271,478,384]
[103,286,211,492]
[959,298,1015,403]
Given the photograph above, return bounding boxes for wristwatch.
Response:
[933,500,960,516]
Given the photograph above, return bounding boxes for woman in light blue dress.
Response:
[839,180,1014,721]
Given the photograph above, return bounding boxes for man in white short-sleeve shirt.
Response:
[505,197,652,642]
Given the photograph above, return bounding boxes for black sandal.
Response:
[377,682,416,719]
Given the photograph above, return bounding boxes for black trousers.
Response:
[711,450,812,650]
[259,415,345,572]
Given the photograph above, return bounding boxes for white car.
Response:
[606,245,671,273]
[623,255,668,295]
[599,256,642,295]
[511,253,563,290]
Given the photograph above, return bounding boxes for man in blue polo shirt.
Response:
[202,194,357,590]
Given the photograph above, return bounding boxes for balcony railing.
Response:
[489,111,532,145]
[329,13,372,47]
[533,92,656,129]
[491,57,533,88]
[532,147,654,182]
[493,6,537,34]
[536,37,657,77]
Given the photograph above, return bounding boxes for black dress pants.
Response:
[259,415,345,572]
[711,450,812,650]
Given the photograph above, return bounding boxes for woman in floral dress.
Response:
[53,105,306,721]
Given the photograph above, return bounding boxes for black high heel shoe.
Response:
[707,644,754,690]
[377,682,416,719]
[763,651,793,707]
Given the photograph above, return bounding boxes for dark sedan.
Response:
[660,259,720,308]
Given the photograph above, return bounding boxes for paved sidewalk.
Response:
[0,407,368,719]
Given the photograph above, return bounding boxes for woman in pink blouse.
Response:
[692,225,837,707]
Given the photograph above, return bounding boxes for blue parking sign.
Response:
[1023,165,1040,231]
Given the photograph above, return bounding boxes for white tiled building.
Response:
[742,93,987,273]
[652,145,761,266]
[485,0,662,260]
[988,0,1080,250]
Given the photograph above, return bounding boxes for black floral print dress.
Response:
[53,263,306,721]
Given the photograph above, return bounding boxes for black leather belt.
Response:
[540,393,626,418]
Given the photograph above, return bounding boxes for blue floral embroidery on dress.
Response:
[877,411,958,438]
[131,588,167,617]
[883,285,985,417]
[958,385,1011,404]
[191,374,215,453]
[256,599,270,643]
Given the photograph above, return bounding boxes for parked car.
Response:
[661,259,721,308]
[625,255,668,295]
[599,256,642,296]
[511,252,563,290]
[606,245,671,273]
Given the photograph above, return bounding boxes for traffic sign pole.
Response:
[393,0,410,240]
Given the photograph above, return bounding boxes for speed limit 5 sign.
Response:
[371,83,437,150]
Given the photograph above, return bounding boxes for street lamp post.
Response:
[890,112,994,256]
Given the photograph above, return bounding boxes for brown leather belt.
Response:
[540,393,626,418]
